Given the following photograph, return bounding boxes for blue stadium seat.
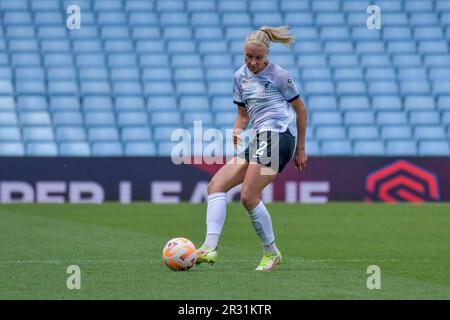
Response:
[187,1,216,12]
[179,96,209,112]
[22,127,55,142]
[0,112,18,126]
[302,68,332,80]
[432,81,450,96]
[400,81,430,95]
[368,81,399,95]
[348,126,379,140]
[81,81,111,95]
[0,127,21,141]
[154,126,182,142]
[304,81,334,95]
[59,142,91,156]
[418,141,450,156]
[321,140,352,156]
[208,81,230,95]
[414,126,446,140]
[121,127,152,142]
[0,96,15,111]
[79,68,108,81]
[26,142,58,156]
[214,112,236,126]
[329,55,359,68]
[19,112,52,126]
[147,96,178,111]
[365,68,396,80]
[211,96,232,112]
[344,111,375,125]
[353,141,385,156]
[381,126,412,140]
[316,126,346,140]
[53,112,83,127]
[333,68,363,80]
[387,41,416,54]
[117,111,149,127]
[56,127,86,142]
[91,142,123,156]
[115,97,145,112]
[0,142,25,156]
[437,96,450,111]
[112,81,142,95]
[191,13,220,26]
[85,112,116,127]
[143,81,174,96]
[409,111,440,125]
[125,142,156,156]
[305,140,320,156]
[88,127,120,142]
[184,112,214,126]
[18,96,47,111]
[404,96,435,111]
[308,96,338,110]
[377,112,408,125]
[339,96,370,111]
[386,141,417,156]
[83,96,113,112]
[336,81,366,95]
[372,96,402,111]
[312,111,342,125]
[398,68,427,81]
[429,68,450,81]
[151,111,182,126]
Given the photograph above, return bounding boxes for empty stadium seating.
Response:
[0,0,449,156]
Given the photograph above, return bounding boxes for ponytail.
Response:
[246,25,295,48]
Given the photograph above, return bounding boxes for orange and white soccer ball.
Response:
[162,237,197,271]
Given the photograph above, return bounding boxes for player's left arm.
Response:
[289,97,308,171]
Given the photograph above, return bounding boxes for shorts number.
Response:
[256,141,268,156]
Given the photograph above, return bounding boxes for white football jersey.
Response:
[233,62,300,136]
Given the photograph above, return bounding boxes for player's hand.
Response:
[294,150,307,171]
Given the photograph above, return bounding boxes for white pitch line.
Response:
[0,259,446,264]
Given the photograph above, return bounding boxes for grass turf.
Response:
[0,202,449,300]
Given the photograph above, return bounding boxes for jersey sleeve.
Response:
[276,70,300,103]
[232,73,245,107]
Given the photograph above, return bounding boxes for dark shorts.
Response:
[237,129,296,173]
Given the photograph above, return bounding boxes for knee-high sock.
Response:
[203,192,227,250]
[249,201,279,253]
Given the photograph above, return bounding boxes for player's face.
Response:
[244,43,269,74]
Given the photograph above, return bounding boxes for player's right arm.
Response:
[233,106,249,147]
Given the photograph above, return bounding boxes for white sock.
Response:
[203,192,227,250]
[249,201,278,253]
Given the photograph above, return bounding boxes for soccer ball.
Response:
[162,237,197,271]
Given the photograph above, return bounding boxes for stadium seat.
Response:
[321,140,352,156]
[2,0,450,159]
[121,127,152,142]
[418,141,450,156]
[0,142,25,156]
[381,126,412,140]
[26,142,58,156]
[353,141,385,156]
[315,126,346,140]
[124,142,156,156]
[348,126,379,140]
[91,142,123,156]
[59,142,91,156]
[385,141,417,156]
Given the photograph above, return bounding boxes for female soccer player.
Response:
[196,26,308,271]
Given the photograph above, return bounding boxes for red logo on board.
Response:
[365,160,440,203]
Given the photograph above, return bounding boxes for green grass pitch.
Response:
[0,202,449,299]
